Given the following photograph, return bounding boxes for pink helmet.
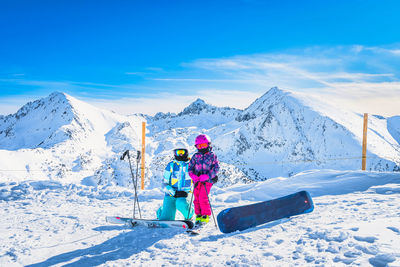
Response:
[195,134,211,146]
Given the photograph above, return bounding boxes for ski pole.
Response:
[187,182,197,220]
[203,182,217,229]
[121,150,142,219]
[134,150,142,218]
[128,150,141,219]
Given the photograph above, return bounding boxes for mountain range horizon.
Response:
[0,87,399,187]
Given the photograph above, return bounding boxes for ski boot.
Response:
[201,215,209,224]
[195,214,202,226]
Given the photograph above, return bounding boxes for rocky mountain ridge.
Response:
[0,88,399,188]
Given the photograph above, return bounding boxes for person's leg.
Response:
[199,182,213,216]
[176,196,194,220]
[193,185,202,216]
[158,195,177,220]
[156,206,162,219]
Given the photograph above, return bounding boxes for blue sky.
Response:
[1,0,400,116]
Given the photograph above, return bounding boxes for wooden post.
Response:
[141,121,146,190]
[362,113,368,171]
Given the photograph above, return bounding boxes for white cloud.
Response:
[84,90,260,116]
[360,45,400,56]
[0,103,21,116]
[304,82,400,116]
[0,95,40,116]
[2,45,400,117]
[170,45,400,116]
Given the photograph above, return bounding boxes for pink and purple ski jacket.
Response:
[188,150,220,183]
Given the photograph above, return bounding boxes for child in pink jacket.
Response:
[188,134,219,225]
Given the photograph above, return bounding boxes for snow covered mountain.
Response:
[2,90,399,266]
[208,87,400,179]
[0,92,144,184]
[147,98,241,133]
[145,87,400,184]
[0,88,399,187]
[0,92,78,150]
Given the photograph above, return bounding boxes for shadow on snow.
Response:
[26,226,181,267]
[202,217,292,242]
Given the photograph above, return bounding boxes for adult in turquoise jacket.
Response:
[156,144,194,220]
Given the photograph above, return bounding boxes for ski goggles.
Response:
[196,143,209,149]
[174,149,187,156]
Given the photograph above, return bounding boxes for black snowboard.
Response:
[217,191,314,234]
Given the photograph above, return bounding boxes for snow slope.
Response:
[0,92,144,184]
[1,170,399,266]
[388,116,400,145]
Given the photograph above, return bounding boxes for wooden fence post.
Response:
[362,113,368,171]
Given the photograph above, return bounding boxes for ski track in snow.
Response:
[1,170,400,266]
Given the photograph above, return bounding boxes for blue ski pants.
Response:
[157,195,194,220]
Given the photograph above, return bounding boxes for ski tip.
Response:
[186,230,200,235]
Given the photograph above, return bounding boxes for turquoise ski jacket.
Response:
[163,160,192,196]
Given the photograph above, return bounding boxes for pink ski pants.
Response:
[193,182,213,216]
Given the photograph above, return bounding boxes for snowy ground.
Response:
[1,170,399,266]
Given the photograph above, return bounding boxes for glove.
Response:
[165,185,175,197]
[199,174,209,182]
[174,191,188,198]
[189,172,199,182]
[211,176,218,184]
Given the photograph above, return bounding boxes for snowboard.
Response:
[106,216,194,230]
[217,191,314,234]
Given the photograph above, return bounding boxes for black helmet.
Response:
[173,142,189,161]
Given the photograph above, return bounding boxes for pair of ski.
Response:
[107,190,315,235]
[114,150,203,235]
[105,216,202,235]
[116,150,315,235]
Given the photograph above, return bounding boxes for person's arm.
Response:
[188,156,199,182]
[188,156,195,175]
[162,162,176,196]
[182,164,192,193]
[209,153,220,178]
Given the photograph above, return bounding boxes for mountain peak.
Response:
[12,91,72,120]
[188,98,208,108]
[46,91,72,106]
[0,92,77,150]
[236,87,294,122]
[269,86,282,93]
[192,98,207,105]
[262,86,288,99]
[48,91,68,99]
[248,87,289,107]
[179,98,211,115]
